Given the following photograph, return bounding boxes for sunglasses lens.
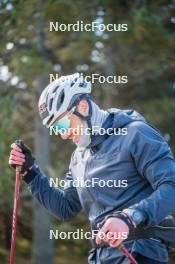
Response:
[52,117,71,132]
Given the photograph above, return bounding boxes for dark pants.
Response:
[134,253,168,264]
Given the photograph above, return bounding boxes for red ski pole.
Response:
[10,166,21,264]
[118,244,138,264]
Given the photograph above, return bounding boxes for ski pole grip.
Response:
[16,166,21,172]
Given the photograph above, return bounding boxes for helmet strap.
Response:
[73,97,93,135]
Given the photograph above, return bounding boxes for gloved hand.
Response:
[96,217,129,247]
[9,140,35,174]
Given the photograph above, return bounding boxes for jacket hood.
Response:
[108,108,146,129]
[89,108,145,149]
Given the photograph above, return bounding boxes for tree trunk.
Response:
[32,74,53,264]
[102,45,117,107]
[32,15,53,264]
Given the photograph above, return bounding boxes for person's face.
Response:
[59,112,84,143]
[53,99,89,144]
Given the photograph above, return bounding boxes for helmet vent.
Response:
[49,98,53,111]
[53,85,59,93]
[79,80,87,88]
[70,77,78,87]
[57,89,65,110]
[46,93,49,105]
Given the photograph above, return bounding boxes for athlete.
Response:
[9,73,175,263]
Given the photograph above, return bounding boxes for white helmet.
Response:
[38,73,91,127]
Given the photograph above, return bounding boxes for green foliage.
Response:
[133,7,170,54]
[0,95,18,204]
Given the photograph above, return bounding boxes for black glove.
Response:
[14,140,35,174]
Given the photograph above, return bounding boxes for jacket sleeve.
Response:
[23,164,82,221]
[129,122,175,227]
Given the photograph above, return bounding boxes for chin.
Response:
[71,135,79,143]
[73,139,80,144]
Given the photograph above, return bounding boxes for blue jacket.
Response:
[24,109,175,263]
